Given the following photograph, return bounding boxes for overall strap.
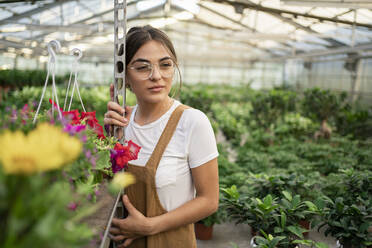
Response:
[146,104,188,170]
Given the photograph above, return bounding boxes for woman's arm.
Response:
[109,158,219,241]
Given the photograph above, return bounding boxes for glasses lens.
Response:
[131,62,152,80]
[158,59,175,78]
[131,60,175,80]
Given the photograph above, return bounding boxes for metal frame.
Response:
[0,0,371,64]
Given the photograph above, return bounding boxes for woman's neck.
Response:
[135,97,174,126]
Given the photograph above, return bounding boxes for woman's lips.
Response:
[148,86,165,92]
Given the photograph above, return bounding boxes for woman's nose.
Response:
[149,64,162,80]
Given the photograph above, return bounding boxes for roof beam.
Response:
[0,0,75,26]
[269,11,347,47]
[198,3,256,32]
[209,0,372,29]
[31,0,142,41]
[263,43,372,61]
[198,2,297,51]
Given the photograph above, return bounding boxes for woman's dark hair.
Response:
[125,25,177,66]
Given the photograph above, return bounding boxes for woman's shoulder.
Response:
[179,104,212,127]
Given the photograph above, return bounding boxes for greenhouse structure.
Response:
[0,0,371,248]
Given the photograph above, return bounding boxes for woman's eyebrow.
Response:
[131,58,149,63]
[159,56,172,62]
[132,56,172,63]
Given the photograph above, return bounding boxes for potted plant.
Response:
[195,211,222,240]
[250,230,330,248]
[222,185,279,236]
[313,196,372,248]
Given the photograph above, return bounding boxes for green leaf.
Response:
[304,201,318,211]
[293,240,312,245]
[263,195,273,206]
[280,210,286,229]
[292,195,301,208]
[315,242,330,248]
[282,191,292,201]
[274,227,283,233]
[287,225,304,239]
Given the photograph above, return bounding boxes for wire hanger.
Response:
[33,40,63,124]
[63,48,86,112]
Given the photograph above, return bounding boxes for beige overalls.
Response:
[125,104,197,248]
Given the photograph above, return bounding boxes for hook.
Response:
[47,40,61,63]
[71,48,83,61]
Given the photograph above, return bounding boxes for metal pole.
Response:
[114,0,127,144]
[99,2,127,247]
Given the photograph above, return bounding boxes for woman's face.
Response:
[127,40,174,105]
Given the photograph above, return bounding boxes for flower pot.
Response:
[336,240,353,248]
[250,226,258,237]
[298,219,310,236]
[250,236,258,248]
[195,222,214,240]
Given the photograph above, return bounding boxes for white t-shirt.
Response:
[125,100,219,212]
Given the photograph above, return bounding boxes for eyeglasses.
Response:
[128,58,175,80]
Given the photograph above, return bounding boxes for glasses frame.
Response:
[128,58,176,80]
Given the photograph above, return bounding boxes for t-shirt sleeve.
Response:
[185,109,219,168]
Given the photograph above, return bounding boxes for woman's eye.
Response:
[136,65,150,71]
[160,63,172,68]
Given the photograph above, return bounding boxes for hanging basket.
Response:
[194,222,214,240]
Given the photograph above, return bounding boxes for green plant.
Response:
[252,232,329,248]
[0,69,69,89]
[253,232,286,248]
[335,106,372,140]
[251,89,297,131]
[274,113,316,137]
[313,196,372,248]
[301,88,348,139]
[222,186,279,235]
[211,102,249,146]
[223,187,320,247]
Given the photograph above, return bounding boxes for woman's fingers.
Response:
[107,101,125,115]
[104,111,128,127]
[110,234,127,243]
[109,227,122,235]
[104,117,127,127]
[118,238,135,248]
[105,110,127,123]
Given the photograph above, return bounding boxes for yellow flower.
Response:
[0,123,82,174]
[111,172,136,190]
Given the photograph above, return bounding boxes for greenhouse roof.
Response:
[0,0,371,64]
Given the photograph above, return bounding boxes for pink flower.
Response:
[63,124,86,135]
[67,202,78,211]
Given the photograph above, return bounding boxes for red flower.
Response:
[128,140,141,160]
[81,111,106,139]
[48,99,106,139]
[110,140,141,173]
[49,98,63,111]
[63,110,81,125]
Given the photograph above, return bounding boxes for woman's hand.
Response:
[109,195,155,247]
[104,84,133,138]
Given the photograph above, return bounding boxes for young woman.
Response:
[104,25,219,248]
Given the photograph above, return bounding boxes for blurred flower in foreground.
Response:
[0,123,82,174]
[111,172,136,192]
